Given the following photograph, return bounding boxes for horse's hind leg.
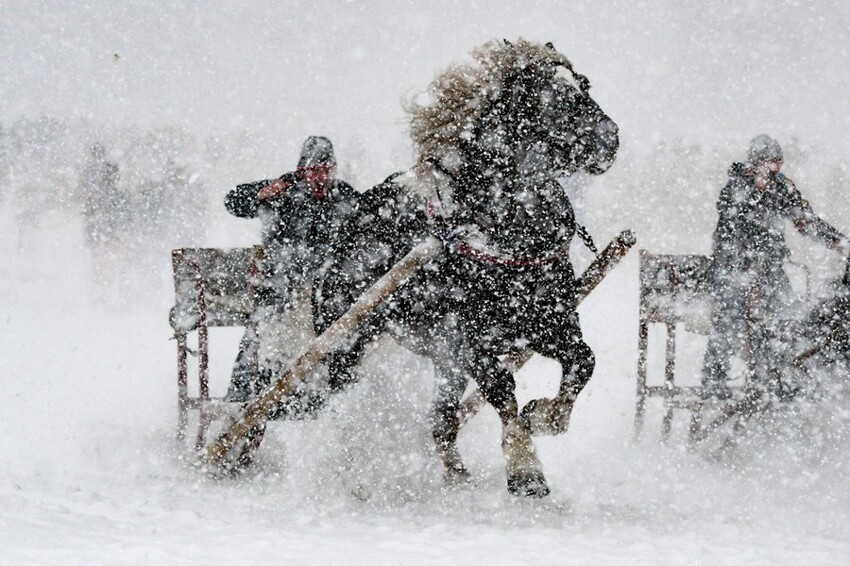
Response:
[430,359,472,484]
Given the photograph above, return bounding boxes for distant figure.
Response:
[223,136,359,402]
[78,143,128,300]
[702,134,848,398]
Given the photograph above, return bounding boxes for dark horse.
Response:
[313,39,619,497]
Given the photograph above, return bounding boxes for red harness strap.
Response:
[454,241,568,267]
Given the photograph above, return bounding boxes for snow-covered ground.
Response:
[2,201,849,565]
[3,2,850,564]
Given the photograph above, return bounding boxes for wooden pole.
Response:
[575,229,636,300]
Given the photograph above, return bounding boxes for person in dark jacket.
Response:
[78,142,129,300]
[224,136,359,402]
[80,143,125,247]
[702,134,848,399]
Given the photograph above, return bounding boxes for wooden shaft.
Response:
[574,230,636,301]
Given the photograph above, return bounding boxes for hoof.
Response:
[519,398,571,436]
[443,465,472,485]
[507,472,550,498]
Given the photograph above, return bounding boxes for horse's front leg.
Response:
[472,355,550,498]
[521,335,595,436]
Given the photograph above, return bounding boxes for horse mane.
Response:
[408,38,574,176]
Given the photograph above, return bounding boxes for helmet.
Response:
[298,136,336,168]
[746,134,783,164]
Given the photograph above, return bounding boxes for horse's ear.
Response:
[545,42,555,50]
[503,39,513,47]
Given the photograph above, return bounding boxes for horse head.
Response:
[409,38,619,259]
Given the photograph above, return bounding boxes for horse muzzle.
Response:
[583,116,619,175]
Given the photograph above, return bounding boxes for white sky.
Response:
[3,0,850,156]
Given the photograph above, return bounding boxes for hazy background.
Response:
[5,0,850,144]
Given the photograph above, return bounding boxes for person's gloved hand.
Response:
[257,179,288,201]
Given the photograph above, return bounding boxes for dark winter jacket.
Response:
[79,159,127,246]
[225,171,359,286]
[711,162,843,279]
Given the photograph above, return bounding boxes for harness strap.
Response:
[454,241,568,267]
[426,157,458,184]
